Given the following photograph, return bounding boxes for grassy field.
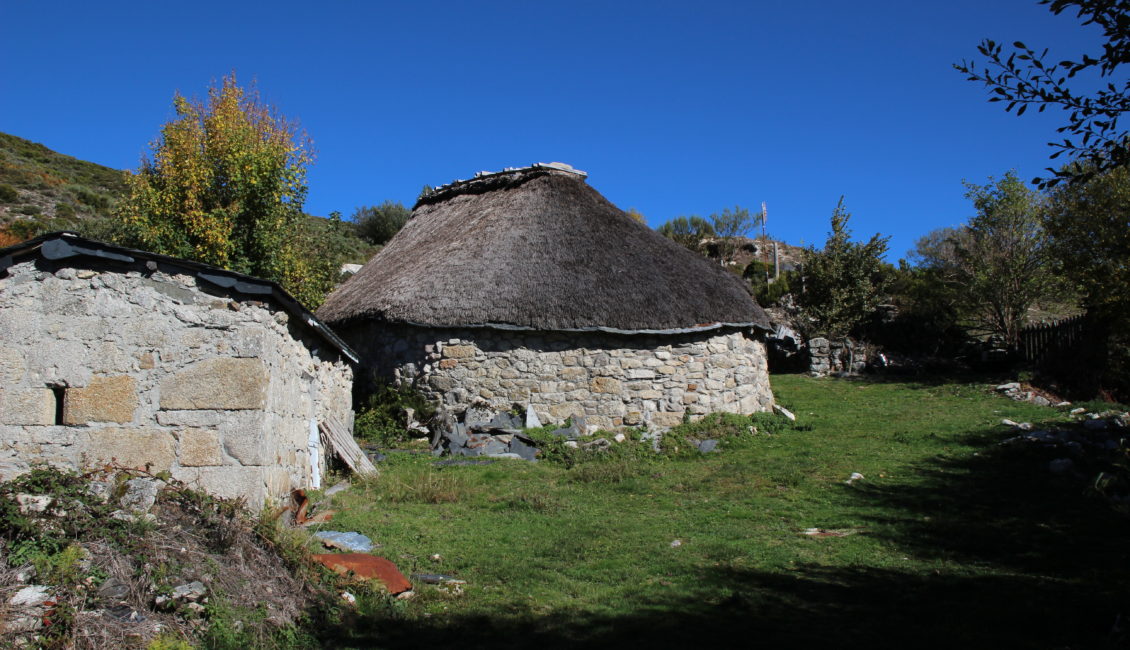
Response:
[315,374,1129,649]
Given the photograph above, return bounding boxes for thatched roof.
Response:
[316,164,771,334]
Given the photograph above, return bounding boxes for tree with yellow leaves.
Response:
[116,74,336,307]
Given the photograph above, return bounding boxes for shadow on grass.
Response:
[318,427,1129,649]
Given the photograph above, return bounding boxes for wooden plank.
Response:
[319,414,378,476]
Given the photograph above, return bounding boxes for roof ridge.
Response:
[419,162,586,206]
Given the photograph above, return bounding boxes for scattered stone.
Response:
[171,581,207,602]
[525,404,542,429]
[396,590,416,600]
[410,573,466,585]
[670,539,682,548]
[9,585,51,607]
[86,480,113,502]
[564,441,579,449]
[550,419,583,439]
[1049,458,1074,474]
[845,472,865,485]
[802,528,863,537]
[314,531,375,553]
[463,405,496,430]
[340,591,357,606]
[97,577,131,601]
[772,404,796,422]
[697,439,720,453]
[485,452,523,460]
[581,438,612,451]
[15,493,53,514]
[105,604,148,622]
[995,382,1021,392]
[1033,396,1052,407]
[120,477,160,513]
[15,565,35,583]
[1083,419,1109,431]
[613,432,627,443]
[509,436,539,461]
[1054,401,1072,408]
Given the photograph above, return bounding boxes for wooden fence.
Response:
[1018,314,1088,363]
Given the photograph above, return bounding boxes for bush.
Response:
[0,183,18,202]
[71,186,111,211]
[16,204,41,215]
[54,202,76,219]
[353,381,436,447]
[351,201,411,246]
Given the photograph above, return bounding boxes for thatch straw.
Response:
[316,167,771,333]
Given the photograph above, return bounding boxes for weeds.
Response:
[375,470,470,504]
[354,380,437,447]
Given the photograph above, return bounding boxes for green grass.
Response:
[314,374,1130,648]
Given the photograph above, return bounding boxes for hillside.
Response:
[0,132,378,268]
[0,132,126,230]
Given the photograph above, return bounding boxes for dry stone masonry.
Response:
[0,235,354,507]
[339,324,774,430]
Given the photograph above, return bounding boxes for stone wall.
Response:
[0,258,353,507]
[806,337,869,376]
[337,323,773,429]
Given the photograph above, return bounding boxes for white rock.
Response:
[1083,419,1109,431]
[613,433,627,443]
[773,404,796,421]
[525,404,542,429]
[670,539,682,547]
[845,472,865,485]
[15,494,52,514]
[10,585,51,607]
[996,383,1021,391]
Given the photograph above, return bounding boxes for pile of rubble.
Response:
[432,405,542,460]
[1000,409,1129,505]
[994,382,1071,408]
[0,469,312,647]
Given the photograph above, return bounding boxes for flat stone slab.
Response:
[314,531,374,553]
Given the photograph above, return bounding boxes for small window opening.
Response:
[49,385,66,425]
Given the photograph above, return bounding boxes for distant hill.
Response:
[0,132,127,230]
[0,132,378,267]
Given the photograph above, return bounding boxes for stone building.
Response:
[0,232,357,506]
[316,163,775,429]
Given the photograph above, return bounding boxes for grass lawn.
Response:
[315,374,1129,649]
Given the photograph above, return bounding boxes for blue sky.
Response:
[0,0,1103,260]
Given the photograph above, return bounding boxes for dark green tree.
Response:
[709,205,763,265]
[656,215,715,252]
[1045,164,1130,397]
[956,0,1130,187]
[352,200,411,246]
[797,198,891,338]
[953,171,1055,344]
